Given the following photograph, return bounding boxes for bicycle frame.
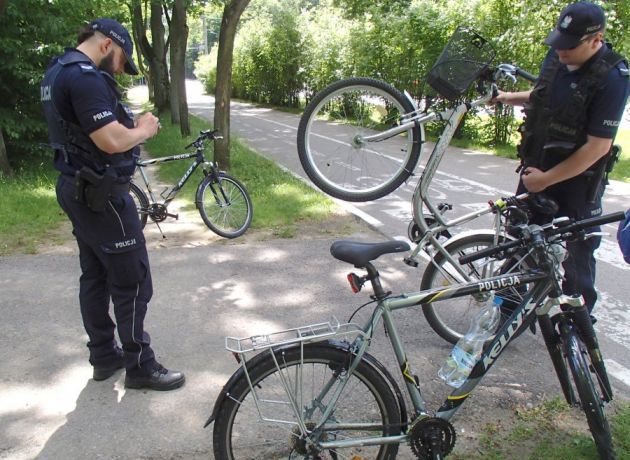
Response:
[135,149,211,206]
[228,266,553,450]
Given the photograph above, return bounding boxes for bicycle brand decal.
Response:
[482,300,536,369]
[178,162,197,189]
[477,275,521,292]
[173,154,191,160]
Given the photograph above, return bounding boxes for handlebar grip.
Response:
[547,211,626,237]
[515,68,537,83]
[458,238,521,265]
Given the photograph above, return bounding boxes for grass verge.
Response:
[450,399,630,459]
[0,166,67,256]
[143,113,340,238]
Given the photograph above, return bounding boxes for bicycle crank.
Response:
[408,416,456,459]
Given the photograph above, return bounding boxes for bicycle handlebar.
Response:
[514,67,537,83]
[458,211,625,265]
[184,129,223,149]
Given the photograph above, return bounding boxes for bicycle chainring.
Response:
[408,416,456,459]
[148,203,168,222]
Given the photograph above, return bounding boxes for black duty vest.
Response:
[517,45,625,171]
[41,49,138,179]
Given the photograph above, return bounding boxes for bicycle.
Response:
[129,129,253,239]
[297,27,541,343]
[206,211,624,459]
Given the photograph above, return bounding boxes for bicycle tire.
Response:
[563,326,616,459]
[196,173,253,239]
[129,181,149,229]
[420,233,533,344]
[297,77,423,202]
[212,343,401,460]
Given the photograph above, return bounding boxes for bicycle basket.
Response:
[426,26,496,101]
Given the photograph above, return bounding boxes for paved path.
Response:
[186,80,630,390]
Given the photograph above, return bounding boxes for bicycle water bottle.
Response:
[438,294,502,388]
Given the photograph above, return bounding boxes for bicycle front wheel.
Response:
[212,344,401,460]
[196,173,253,238]
[421,233,532,344]
[297,77,423,202]
[563,327,616,459]
[129,181,149,229]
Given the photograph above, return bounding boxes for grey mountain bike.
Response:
[130,129,253,239]
[206,211,623,459]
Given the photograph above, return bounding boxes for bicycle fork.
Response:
[538,295,613,406]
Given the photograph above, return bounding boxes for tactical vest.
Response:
[41,49,138,179]
[517,45,625,171]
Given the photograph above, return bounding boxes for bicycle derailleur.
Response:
[408,416,456,459]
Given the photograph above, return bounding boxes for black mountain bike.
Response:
[130,129,253,239]
[207,211,624,459]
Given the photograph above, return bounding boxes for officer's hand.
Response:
[521,167,548,193]
[137,112,160,139]
[490,90,508,105]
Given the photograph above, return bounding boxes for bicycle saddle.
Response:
[527,193,559,216]
[330,240,410,268]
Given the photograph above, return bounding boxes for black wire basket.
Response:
[426,27,496,101]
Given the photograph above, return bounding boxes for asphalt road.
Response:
[187,80,630,390]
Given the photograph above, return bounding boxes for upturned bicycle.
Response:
[206,211,624,459]
[297,27,542,343]
[130,129,253,239]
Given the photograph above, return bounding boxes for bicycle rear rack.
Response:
[225,316,364,354]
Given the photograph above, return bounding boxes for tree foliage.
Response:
[194,0,628,149]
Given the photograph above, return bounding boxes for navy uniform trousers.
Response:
[518,178,603,312]
[56,174,156,372]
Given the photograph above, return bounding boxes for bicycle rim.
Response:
[297,77,422,202]
[212,345,400,460]
[197,174,253,238]
[421,233,533,344]
[564,328,616,459]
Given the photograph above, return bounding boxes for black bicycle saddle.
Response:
[330,240,410,268]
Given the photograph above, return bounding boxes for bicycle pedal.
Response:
[404,256,419,268]
[167,213,179,220]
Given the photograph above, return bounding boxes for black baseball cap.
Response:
[544,2,606,50]
[89,18,139,75]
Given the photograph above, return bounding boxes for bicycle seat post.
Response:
[364,262,390,300]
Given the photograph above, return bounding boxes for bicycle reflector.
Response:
[347,273,365,293]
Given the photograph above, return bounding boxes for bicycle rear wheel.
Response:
[563,326,616,459]
[420,233,532,344]
[212,344,401,460]
[297,77,423,202]
[196,173,253,238]
[129,181,149,229]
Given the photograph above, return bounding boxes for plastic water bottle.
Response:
[438,294,503,387]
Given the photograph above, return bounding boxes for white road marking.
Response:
[604,359,630,387]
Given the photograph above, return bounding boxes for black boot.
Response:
[124,362,185,391]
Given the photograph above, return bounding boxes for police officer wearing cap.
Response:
[41,18,185,390]
[495,2,629,318]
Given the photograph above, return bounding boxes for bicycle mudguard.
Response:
[204,339,408,429]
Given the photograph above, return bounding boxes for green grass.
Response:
[0,166,68,256]
[143,113,339,237]
[449,399,630,460]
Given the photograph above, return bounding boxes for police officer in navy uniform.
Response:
[495,2,629,318]
[41,18,185,390]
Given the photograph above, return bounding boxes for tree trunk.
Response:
[0,130,13,177]
[169,0,190,136]
[214,0,251,170]
[131,0,170,114]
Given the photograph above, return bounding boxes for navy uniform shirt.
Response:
[45,48,122,176]
[542,45,629,140]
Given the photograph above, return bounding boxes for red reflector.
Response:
[347,273,361,293]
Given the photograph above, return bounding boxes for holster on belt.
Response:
[584,145,621,203]
[75,166,115,212]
